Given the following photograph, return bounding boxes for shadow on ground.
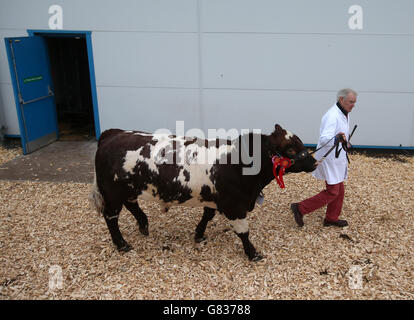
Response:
[0,140,97,183]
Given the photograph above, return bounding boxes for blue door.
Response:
[5,36,58,154]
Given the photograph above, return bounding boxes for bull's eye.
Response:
[286,148,296,158]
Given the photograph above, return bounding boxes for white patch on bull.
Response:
[169,162,217,209]
[171,140,235,210]
[123,147,143,174]
[229,218,249,234]
[137,169,218,210]
[174,169,186,183]
[114,174,119,181]
[285,130,294,140]
[133,132,153,136]
[123,146,160,175]
[139,186,181,212]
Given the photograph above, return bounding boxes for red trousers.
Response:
[298,182,345,222]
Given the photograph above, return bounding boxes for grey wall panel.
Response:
[351,92,414,147]
[202,89,335,143]
[2,0,414,35]
[202,0,414,34]
[0,83,20,135]
[202,89,413,147]
[202,0,350,34]
[0,1,48,30]
[202,33,414,92]
[0,0,197,32]
[93,32,199,88]
[97,87,201,133]
[0,29,28,136]
[66,0,198,32]
[0,0,413,146]
[0,29,27,83]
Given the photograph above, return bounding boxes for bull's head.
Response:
[268,124,317,173]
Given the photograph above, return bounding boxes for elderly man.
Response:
[291,88,357,227]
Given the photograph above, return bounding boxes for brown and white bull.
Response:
[89,124,316,261]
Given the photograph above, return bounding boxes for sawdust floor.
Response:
[0,144,413,299]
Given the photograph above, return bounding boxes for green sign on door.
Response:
[23,75,43,83]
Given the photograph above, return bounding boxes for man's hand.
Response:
[335,132,347,143]
[336,132,352,150]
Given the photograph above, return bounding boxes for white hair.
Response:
[337,88,358,101]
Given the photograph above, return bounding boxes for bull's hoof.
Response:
[139,225,149,236]
[250,253,263,262]
[118,243,132,252]
[195,236,207,243]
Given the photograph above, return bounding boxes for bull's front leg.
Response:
[228,216,263,262]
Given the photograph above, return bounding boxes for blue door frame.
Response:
[27,29,101,139]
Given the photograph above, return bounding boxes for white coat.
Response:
[312,103,350,185]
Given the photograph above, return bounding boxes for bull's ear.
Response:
[274,124,284,135]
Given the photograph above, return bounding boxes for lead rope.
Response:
[308,136,336,156]
[313,125,357,165]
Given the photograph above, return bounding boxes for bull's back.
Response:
[97,129,124,147]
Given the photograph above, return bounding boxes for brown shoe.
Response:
[323,219,348,227]
[290,203,304,227]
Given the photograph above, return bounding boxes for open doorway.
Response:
[45,36,95,141]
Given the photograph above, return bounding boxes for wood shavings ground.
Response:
[0,150,413,300]
[0,143,22,166]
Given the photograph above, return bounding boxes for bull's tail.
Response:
[89,171,105,215]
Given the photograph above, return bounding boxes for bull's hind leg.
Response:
[195,207,216,243]
[103,204,132,252]
[227,214,263,262]
[123,200,149,236]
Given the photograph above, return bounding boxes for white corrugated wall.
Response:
[0,0,413,147]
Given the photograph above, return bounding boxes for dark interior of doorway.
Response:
[45,37,95,141]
